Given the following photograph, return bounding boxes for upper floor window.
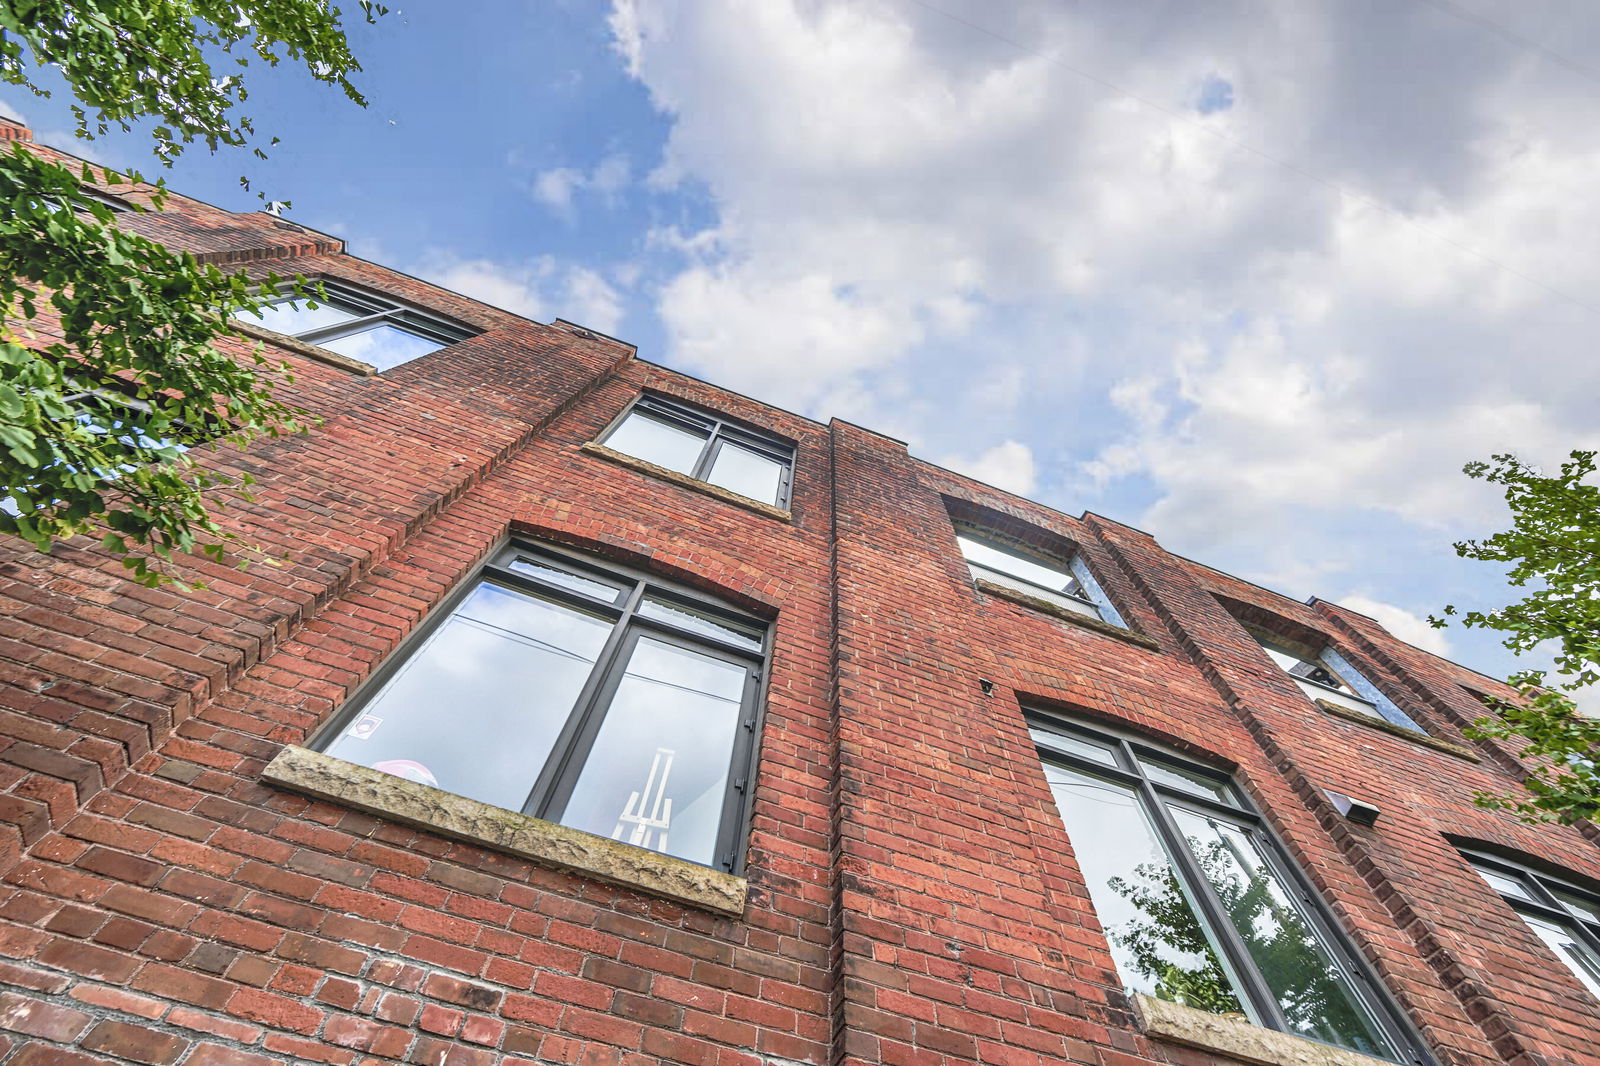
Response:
[234,281,477,371]
[313,540,769,872]
[1249,629,1425,734]
[1466,851,1600,999]
[957,530,1125,626]
[1031,713,1421,1063]
[599,394,794,508]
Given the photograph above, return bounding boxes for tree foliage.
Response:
[1435,450,1600,823]
[0,0,384,583]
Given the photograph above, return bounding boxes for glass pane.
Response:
[958,536,1083,597]
[1029,725,1119,767]
[707,441,785,504]
[560,637,747,867]
[1296,679,1380,718]
[319,323,446,370]
[1471,863,1537,904]
[605,411,707,475]
[1043,763,1248,1016]
[506,557,622,603]
[969,563,1101,619]
[1170,809,1397,1059]
[235,296,361,336]
[639,597,764,652]
[323,583,610,811]
[1258,637,1359,698]
[1553,889,1600,927]
[1520,911,1600,999]
[1139,756,1237,806]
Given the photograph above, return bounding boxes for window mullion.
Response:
[519,582,646,818]
[693,434,724,482]
[299,311,387,344]
[713,661,764,872]
[1142,779,1290,1033]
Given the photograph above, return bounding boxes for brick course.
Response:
[0,120,1597,1065]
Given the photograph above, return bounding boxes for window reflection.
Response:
[324,584,610,810]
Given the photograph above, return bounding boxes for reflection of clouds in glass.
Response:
[320,324,445,370]
[707,442,783,504]
[561,638,745,866]
[325,585,608,811]
[607,412,706,474]
[239,297,359,335]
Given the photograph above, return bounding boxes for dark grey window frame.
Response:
[310,538,772,874]
[1464,849,1600,998]
[599,393,796,509]
[1028,710,1430,1065]
[955,526,1125,626]
[247,279,477,354]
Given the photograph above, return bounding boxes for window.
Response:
[957,530,1125,626]
[598,394,794,508]
[233,281,477,371]
[1465,851,1600,1000]
[1031,714,1423,1063]
[1250,630,1425,733]
[313,540,769,872]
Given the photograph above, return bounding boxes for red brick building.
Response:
[1,118,1597,1066]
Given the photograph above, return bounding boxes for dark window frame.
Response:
[954,525,1125,626]
[1463,848,1600,999]
[244,279,478,356]
[598,393,797,509]
[1028,710,1430,1065]
[1245,625,1428,735]
[310,538,772,874]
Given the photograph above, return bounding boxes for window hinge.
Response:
[734,777,748,793]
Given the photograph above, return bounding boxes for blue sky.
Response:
[8,0,1598,693]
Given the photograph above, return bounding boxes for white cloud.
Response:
[420,254,625,334]
[1336,596,1452,658]
[532,167,584,213]
[531,153,632,217]
[940,440,1037,497]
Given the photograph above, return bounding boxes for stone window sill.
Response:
[974,578,1160,651]
[262,745,747,916]
[1133,994,1399,1066]
[231,320,378,377]
[580,442,793,523]
[1312,699,1480,762]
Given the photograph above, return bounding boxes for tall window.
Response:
[314,541,769,872]
[599,394,795,508]
[234,281,477,371]
[1031,714,1421,1063]
[957,530,1125,626]
[1465,851,1600,1000]
[1250,629,1425,734]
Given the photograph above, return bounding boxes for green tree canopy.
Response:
[0,0,384,583]
[1436,450,1600,823]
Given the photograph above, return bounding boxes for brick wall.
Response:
[1,129,1597,1066]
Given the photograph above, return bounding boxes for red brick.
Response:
[0,991,92,1040]
[80,1019,190,1064]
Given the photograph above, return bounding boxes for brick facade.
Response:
[1,121,1597,1066]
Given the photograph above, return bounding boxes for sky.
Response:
[6,0,1598,693]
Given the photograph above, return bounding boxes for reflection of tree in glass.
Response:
[1111,838,1385,1054]
[1107,860,1244,1014]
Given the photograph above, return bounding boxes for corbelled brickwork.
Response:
[1,122,1597,1066]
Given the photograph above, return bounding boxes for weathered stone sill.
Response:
[262,745,747,916]
[1134,994,1400,1066]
